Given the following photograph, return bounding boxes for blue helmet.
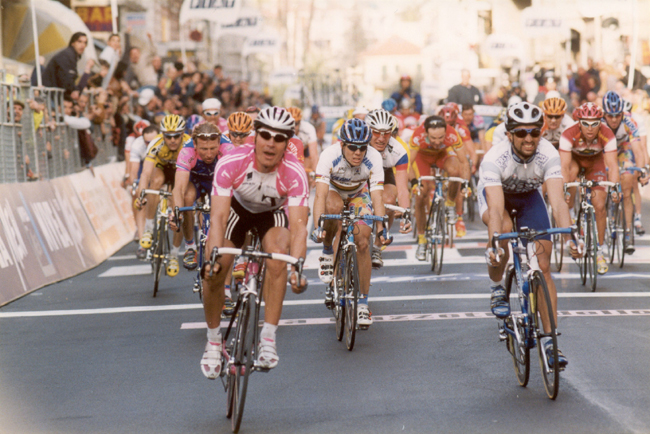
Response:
[339,118,371,145]
[381,98,397,113]
[603,91,623,115]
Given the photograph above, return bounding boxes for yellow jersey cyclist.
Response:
[135,114,190,276]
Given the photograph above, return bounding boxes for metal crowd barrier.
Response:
[1,78,115,184]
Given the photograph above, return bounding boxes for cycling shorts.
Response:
[329,185,373,227]
[573,154,607,191]
[225,197,288,248]
[478,187,551,245]
[189,175,213,199]
[383,167,396,186]
[617,149,637,175]
[414,148,457,178]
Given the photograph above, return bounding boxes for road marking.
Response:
[3,292,650,318]
[180,308,650,329]
[98,265,151,277]
[107,254,137,261]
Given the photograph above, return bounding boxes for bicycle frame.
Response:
[176,198,211,295]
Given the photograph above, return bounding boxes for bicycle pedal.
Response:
[192,283,200,293]
[358,325,369,331]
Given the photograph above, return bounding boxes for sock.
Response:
[185,238,195,250]
[170,245,180,257]
[224,285,232,299]
[144,219,154,232]
[260,322,278,341]
[322,245,334,255]
[418,234,426,244]
[207,327,222,344]
[358,294,368,305]
[490,280,504,291]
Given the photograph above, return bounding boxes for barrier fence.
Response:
[1,80,117,184]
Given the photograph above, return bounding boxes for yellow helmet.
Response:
[541,97,567,116]
[160,114,186,133]
[227,112,253,134]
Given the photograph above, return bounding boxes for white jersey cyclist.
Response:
[212,144,309,214]
[379,136,409,169]
[542,114,575,145]
[315,141,385,197]
[491,122,508,147]
[478,138,563,213]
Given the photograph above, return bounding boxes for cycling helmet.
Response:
[622,98,633,113]
[541,97,567,116]
[572,108,580,121]
[286,107,303,122]
[576,102,604,120]
[254,106,295,135]
[439,105,458,123]
[133,119,150,137]
[366,109,394,131]
[446,102,460,113]
[227,112,253,134]
[160,114,186,133]
[602,91,623,115]
[339,118,371,145]
[507,95,523,108]
[185,114,204,135]
[202,98,222,111]
[505,101,544,132]
[390,114,399,132]
[382,98,397,113]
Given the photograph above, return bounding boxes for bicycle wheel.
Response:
[230,297,255,433]
[504,265,529,387]
[605,198,616,264]
[152,218,165,297]
[333,248,346,342]
[431,201,446,274]
[586,209,598,292]
[551,213,563,272]
[344,248,359,351]
[410,193,418,240]
[531,270,559,400]
[615,201,626,268]
[577,209,587,286]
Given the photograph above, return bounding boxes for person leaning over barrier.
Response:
[43,32,88,100]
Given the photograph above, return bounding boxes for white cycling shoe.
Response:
[200,340,223,379]
[319,253,334,284]
[257,337,279,369]
[357,304,373,327]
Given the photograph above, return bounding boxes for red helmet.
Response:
[439,105,458,123]
[446,102,460,113]
[133,119,150,137]
[576,102,603,120]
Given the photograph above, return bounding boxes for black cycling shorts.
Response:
[383,167,396,186]
[225,198,289,248]
[157,163,176,189]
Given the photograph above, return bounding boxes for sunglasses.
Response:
[345,143,367,152]
[164,133,183,139]
[426,121,445,129]
[258,129,288,142]
[372,129,391,138]
[195,133,220,140]
[579,120,601,128]
[230,132,249,139]
[546,115,563,120]
[511,128,541,138]
[204,111,220,116]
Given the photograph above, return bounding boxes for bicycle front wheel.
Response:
[152,218,166,297]
[344,248,360,351]
[531,271,560,400]
[505,265,529,387]
[577,209,587,286]
[230,297,255,433]
[431,201,446,274]
[551,212,564,272]
[333,247,346,341]
[586,209,598,292]
[616,201,626,268]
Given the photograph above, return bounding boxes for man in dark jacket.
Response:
[390,75,423,114]
[43,32,88,100]
[447,69,483,106]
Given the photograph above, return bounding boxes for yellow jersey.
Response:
[145,133,191,169]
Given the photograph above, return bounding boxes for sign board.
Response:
[242,31,280,56]
[180,0,243,25]
[484,34,524,60]
[219,8,262,36]
[75,6,113,32]
[125,12,147,32]
[521,7,567,37]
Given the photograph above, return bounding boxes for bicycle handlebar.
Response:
[318,206,391,244]
[491,226,581,261]
[564,180,617,189]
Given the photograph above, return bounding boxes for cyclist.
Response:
[366,109,412,268]
[409,115,468,260]
[461,104,486,155]
[287,106,319,170]
[602,91,648,253]
[123,119,150,189]
[171,122,221,270]
[540,97,574,149]
[312,118,389,328]
[201,98,228,133]
[220,111,254,156]
[481,101,580,369]
[559,102,620,274]
[440,103,474,237]
[199,107,309,378]
[135,115,190,276]
[489,96,523,149]
[623,98,649,235]
[485,108,507,151]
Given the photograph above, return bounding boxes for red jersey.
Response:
[409,124,462,156]
[559,123,617,157]
[287,135,305,164]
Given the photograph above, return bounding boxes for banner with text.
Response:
[179,0,242,25]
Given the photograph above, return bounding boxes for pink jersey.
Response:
[218,117,228,132]
[212,144,309,213]
[287,136,305,164]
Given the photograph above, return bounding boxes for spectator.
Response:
[152,56,164,84]
[99,33,121,88]
[88,59,110,88]
[8,100,24,123]
[391,75,423,114]
[43,32,88,99]
[213,64,224,81]
[309,105,326,147]
[447,69,483,106]
[586,58,601,93]
[123,47,142,91]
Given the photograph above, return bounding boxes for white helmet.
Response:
[506,101,543,132]
[507,95,523,108]
[366,109,393,131]
[254,106,295,135]
[202,98,222,111]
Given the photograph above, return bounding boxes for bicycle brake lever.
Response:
[491,232,500,262]
[173,206,181,232]
[208,247,219,277]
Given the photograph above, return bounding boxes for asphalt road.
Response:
[1,209,649,434]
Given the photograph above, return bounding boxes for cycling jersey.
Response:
[378,137,409,170]
[606,115,640,152]
[212,144,309,214]
[467,115,486,142]
[219,134,236,157]
[176,138,218,185]
[629,112,647,137]
[409,124,462,155]
[541,114,575,147]
[453,122,473,145]
[490,123,508,147]
[559,123,617,157]
[479,139,562,195]
[485,124,500,144]
[297,121,318,147]
[125,134,137,154]
[129,136,151,163]
[145,133,192,169]
[315,143,384,196]
[396,112,421,130]
[288,135,305,164]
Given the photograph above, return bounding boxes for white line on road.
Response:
[3,292,650,318]
[107,254,137,261]
[180,308,650,329]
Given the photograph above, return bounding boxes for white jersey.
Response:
[491,122,508,146]
[315,143,384,197]
[542,114,575,146]
[297,121,318,145]
[377,137,409,169]
[478,138,562,195]
[630,112,647,137]
[129,136,150,163]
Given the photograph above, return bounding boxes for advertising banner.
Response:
[179,0,242,25]
[95,163,136,236]
[219,8,262,37]
[75,6,113,32]
[0,184,33,301]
